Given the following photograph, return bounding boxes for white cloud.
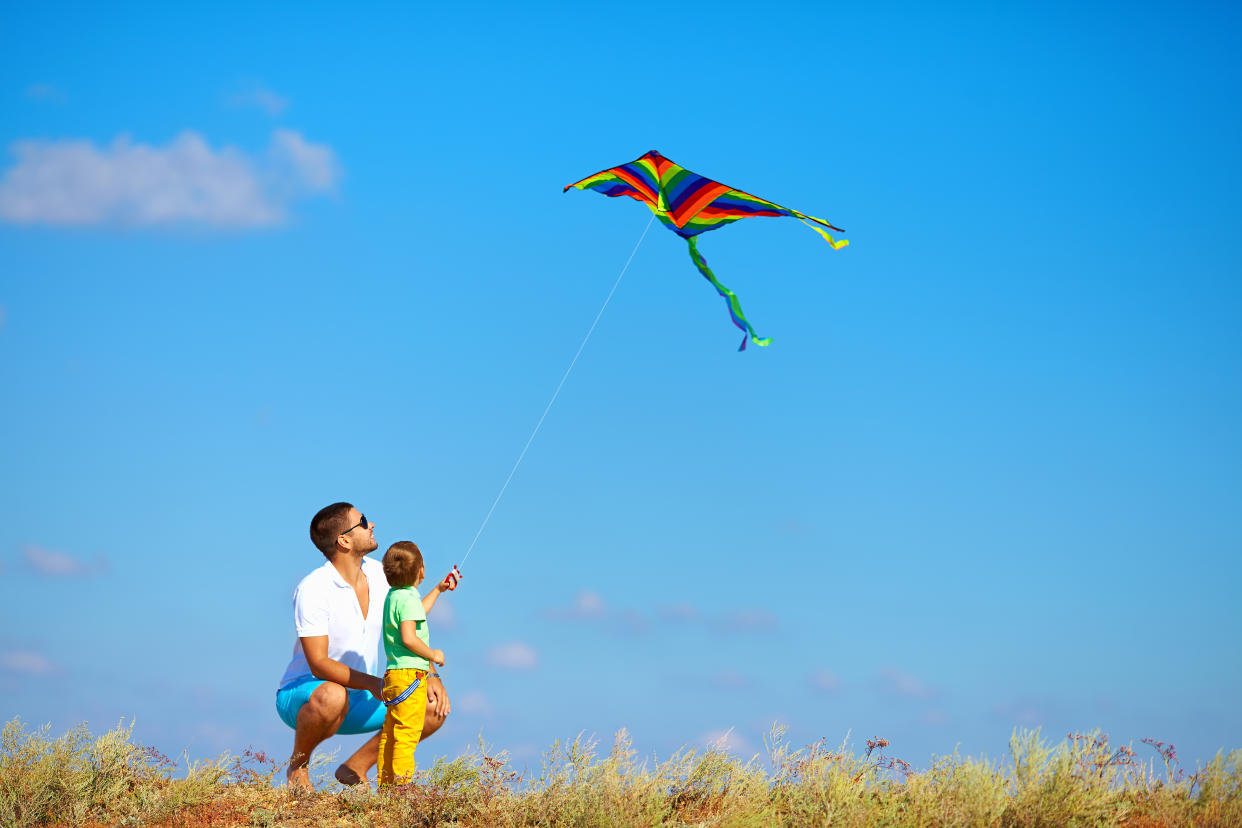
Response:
[26,83,66,103]
[227,84,289,116]
[543,591,651,635]
[616,608,649,633]
[190,721,244,752]
[269,129,338,191]
[458,690,493,715]
[23,545,106,577]
[877,668,934,699]
[573,590,605,616]
[658,603,699,623]
[807,669,841,694]
[991,701,1047,727]
[0,130,339,228]
[709,669,750,691]
[432,594,458,631]
[488,641,537,670]
[544,589,606,621]
[720,609,778,633]
[0,649,54,674]
[699,728,753,756]
[777,519,814,537]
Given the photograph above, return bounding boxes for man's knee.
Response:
[421,706,447,738]
[300,682,349,727]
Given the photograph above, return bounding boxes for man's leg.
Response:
[337,693,444,785]
[340,675,442,785]
[335,733,380,786]
[331,680,450,786]
[287,682,348,789]
[421,705,447,741]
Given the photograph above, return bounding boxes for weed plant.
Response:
[2,717,1239,826]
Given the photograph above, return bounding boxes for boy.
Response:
[376,541,454,786]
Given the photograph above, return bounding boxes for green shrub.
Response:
[3,716,1240,827]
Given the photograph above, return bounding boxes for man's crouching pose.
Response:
[275,502,452,789]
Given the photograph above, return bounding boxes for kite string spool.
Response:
[458,213,656,568]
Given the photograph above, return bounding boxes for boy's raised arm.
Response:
[421,583,443,613]
[422,571,460,613]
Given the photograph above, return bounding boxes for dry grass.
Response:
[3,716,1239,827]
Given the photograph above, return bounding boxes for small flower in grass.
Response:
[140,745,176,771]
[1142,737,1177,762]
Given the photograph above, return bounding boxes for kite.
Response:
[565,150,848,350]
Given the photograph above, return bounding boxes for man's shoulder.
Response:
[293,560,336,594]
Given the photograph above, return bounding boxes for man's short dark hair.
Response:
[383,541,424,588]
[310,502,354,559]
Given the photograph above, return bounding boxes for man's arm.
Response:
[301,635,383,699]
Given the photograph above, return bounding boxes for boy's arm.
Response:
[399,620,445,666]
[422,571,461,613]
[421,583,443,613]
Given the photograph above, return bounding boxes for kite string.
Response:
[459,213,656,567]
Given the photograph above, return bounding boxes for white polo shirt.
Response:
[278,556,388,690]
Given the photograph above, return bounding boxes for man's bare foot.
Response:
[335,763,368,787]
[286,765,313,791]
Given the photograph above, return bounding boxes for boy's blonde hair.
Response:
[382,541,424,588]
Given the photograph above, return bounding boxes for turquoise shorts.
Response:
[276,676,386,735]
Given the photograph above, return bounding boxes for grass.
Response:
[2,717,1240,827]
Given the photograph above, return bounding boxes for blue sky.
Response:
[2,0,1239,780]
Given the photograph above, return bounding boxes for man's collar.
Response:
[323,557,365,589]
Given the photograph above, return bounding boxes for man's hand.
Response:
[367,674,385,703]
[426,674,451,717]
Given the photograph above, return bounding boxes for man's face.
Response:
[338,507,378,555]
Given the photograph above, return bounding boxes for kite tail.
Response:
[798,218,850,250]
[687,236,772,351]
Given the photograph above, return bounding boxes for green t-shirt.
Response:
[382,586,430,670]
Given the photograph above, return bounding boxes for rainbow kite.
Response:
[565,150,848,350]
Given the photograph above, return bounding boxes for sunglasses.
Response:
[339,514,370,536]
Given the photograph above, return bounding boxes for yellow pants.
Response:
[376,668,428,786]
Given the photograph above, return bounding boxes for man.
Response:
[276,502,451,788]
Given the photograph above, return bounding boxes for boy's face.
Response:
[415,564,425,586]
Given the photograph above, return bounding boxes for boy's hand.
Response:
[430,649,446,667]
[439,565,462,591]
